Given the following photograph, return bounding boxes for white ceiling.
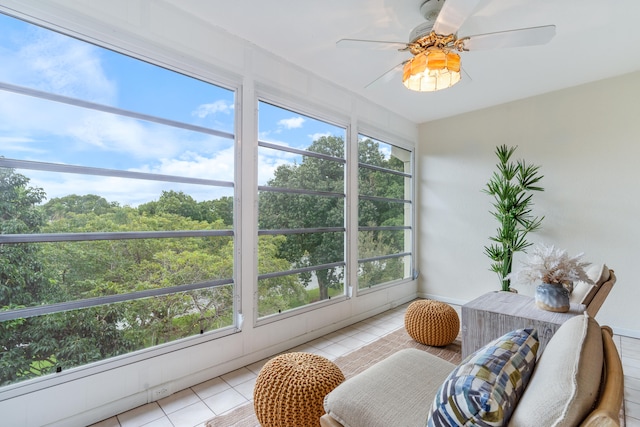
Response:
[162,0,640,124]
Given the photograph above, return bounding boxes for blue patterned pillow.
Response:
[427,328,539,427]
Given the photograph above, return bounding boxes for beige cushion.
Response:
[581,264,610,306]
[508,314,603,427]
[323,348,455,427]
[587,263,610,286]
[569,281,592,305]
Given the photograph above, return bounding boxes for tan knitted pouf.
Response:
[253,352,345,427]
[404,300,460,346]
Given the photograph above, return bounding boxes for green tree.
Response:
[139,190,205,221]
[40,207,235,355]
[138,190,234,225]
[42,194,118,221]
[0,167,51,384]
[0,169,129,385]
[357,138,408,287]
[257,235,308,316]
[259,136,345,302]
[209,196,234,226]
[0,167,48,308]
[258,136,408,305]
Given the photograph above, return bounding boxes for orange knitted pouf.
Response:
[253,352,345,427]
[404,300,460,346]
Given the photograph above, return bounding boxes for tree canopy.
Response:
[0,136,407,385]
[0,169,238,385]
[258,136,408,303]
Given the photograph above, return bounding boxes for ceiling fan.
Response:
[337,0,556,92]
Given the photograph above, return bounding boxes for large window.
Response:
[0,9,415,393]
[358,134,413,289]
[257,101,347,318]
[255,102,415,319]
[0,13,237,386]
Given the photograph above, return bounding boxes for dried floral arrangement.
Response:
[508,244,593,286]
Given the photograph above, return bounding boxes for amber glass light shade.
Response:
[402,49,461,92]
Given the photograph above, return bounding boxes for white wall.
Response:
[0,1,418,426]
[417,71,640,338]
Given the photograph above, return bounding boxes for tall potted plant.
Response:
[484,145,544,291]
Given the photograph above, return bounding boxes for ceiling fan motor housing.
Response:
[411,0,445,42]
[410,21,435,43]
[420,0,444,21]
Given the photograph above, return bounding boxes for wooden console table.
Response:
[461,291,585,359]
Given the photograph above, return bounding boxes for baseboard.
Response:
[419,292,467,307]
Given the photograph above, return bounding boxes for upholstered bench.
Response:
[321,313,624,427]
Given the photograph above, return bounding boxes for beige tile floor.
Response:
[91,304,640,427]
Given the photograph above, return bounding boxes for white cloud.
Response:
[29,147,237,207]
[0,28,236,165]
[278,116,305,129]
[257,148,301,186]
[309,132,332,142]
[0,136,45,154]
[192,100,233,118]
[17,28,117,104]
[66,111,190,159]
[139,149,235,181]
[1,23,238,206]
[31,173,163,207]
[0,90,233,163]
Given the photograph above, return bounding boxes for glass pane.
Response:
[0,14,235,132]
[258,267,344,317]
[358,255,410,289]
[258,145,344,193]
[259,192,344,229]
[0,236,233,310]
[258,101,345,154]
[358,165,407,199]
[0,10,237,387]
[257,102,346,317]
[257,233,344,274]
[357,133,413,290]
[358,230,406,258]
[359,136,411,173]
[0,90,234,179]
[0,285,233,386]
[358,199,407,228]
[1,167,233,233]
[257,97,346,293]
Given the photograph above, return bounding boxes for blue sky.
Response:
[0,13,236,205]
[257,101,347,184]
[0,13,398,207]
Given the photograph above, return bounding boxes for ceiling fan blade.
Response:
[364,62,405,89]
[432,0,483,35]
[461,66,472,83]
[336,38,408,51]
[462,25,556,51]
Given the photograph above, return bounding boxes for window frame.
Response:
[0,10,244,395]
[354,127,416,295]
[254,94,351,326]
[0,5,418,400]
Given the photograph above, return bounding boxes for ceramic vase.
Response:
[535,283,570,313]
